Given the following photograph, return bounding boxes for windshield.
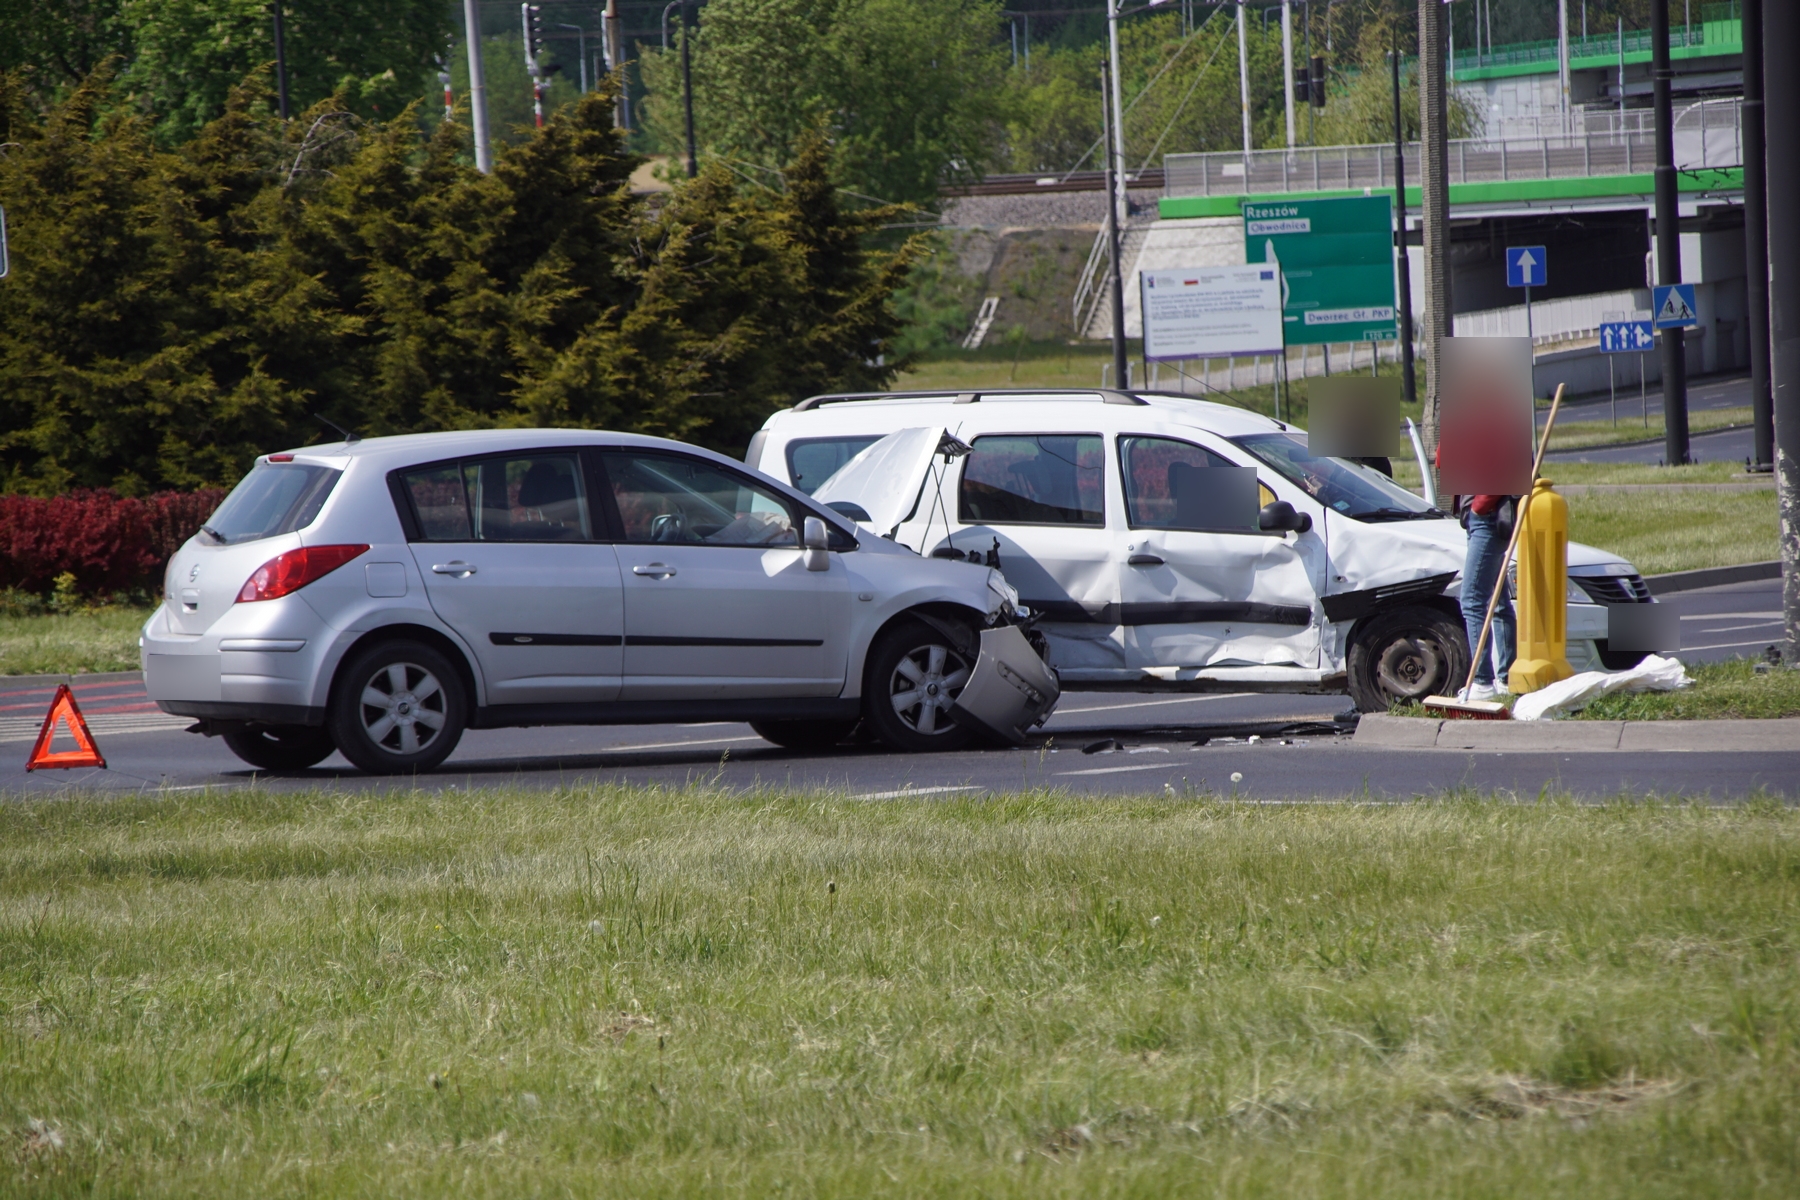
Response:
[203,462,342,544]
[1231,432,1443,521]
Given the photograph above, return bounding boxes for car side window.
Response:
[400,454,593,542]
[603,451,800,546]
[958,435,1105,526]
[786,437,881,494]
[1120,436,1265,531]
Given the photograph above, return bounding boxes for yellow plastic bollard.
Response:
[1509,478,1574,694]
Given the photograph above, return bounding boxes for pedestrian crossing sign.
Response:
[1652,283,1698,329]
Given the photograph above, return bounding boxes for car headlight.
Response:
[1567,578,1591,603]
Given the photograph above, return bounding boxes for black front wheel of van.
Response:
[328,641,467,774]
[221,724,337,771]
[1347,606,1470,713]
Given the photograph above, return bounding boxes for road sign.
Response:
[1652,283,1698,329]
[1243,195,1397,347]
[1599,320,1655,353]
[1506,245,1547,289]
[1140,267,1284,360]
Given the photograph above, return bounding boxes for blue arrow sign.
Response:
[1507,245,1546,289]
[1652,283,1698,329]
[1599,321,1655,354]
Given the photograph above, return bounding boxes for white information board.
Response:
[1139,266,1284,361]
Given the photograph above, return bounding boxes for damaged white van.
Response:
[747,389,1657,711]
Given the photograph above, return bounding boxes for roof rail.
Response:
[790,388,1148,411]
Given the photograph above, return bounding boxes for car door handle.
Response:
[632,563,677,578]
[431,561,477,577]
[1128,554,1165,566]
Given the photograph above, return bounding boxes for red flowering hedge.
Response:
[0,489,227,598]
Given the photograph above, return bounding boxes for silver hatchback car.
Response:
[143,430,1055,773]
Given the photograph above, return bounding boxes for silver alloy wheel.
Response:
[888,642,972,736]
[359,661,448,755]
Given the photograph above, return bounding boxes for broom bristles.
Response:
[1422,695,1513,720]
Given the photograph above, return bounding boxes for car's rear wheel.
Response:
[749,719,861,752]
[1347,606,1470,712]
[220,724,337,771]
[862,619,977,752]
[328,640,467,774]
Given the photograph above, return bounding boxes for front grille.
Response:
[1575,574,1653,604]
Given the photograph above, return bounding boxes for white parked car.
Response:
[747,389,1658,711]
[143,430,1058,773]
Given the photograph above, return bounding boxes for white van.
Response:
[747,389,1656,711]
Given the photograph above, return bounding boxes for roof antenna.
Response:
[315,413,361,445]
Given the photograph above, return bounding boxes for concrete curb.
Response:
[1645,561,1782,595]
[1355,713,1800,753]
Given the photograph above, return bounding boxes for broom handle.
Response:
[1460,383,1565,696]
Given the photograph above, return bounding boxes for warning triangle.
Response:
[26,683,107,771]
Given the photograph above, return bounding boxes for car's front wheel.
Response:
[1347,606,1470,712]
[220,724,337,771]
[328,640,467,774]
[862,619,977,753]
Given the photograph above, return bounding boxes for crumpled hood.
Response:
[813,427,946,537]
[1324,514,1465,594]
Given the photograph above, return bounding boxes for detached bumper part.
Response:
[947,625,1060,745]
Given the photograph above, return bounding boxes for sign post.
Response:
[1506,245,1547,345]
[1599,314,1655,427]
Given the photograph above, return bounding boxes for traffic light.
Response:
[1309,55,1326,107]
[522,3,545,75]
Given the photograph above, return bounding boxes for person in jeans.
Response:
[1458,493,1516,701]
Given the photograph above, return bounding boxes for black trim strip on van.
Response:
[1318,572,1456,624]
[490,632,623,646]
[1022,599,1312,628]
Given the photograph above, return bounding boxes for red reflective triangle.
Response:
[25,683,107,771]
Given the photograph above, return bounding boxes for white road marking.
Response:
[1680,612,1783,620]
[1051,694,1238,716]
[1679,637,1784,652]
[594,735,767,753]
[1686,621,1784,635]
[1057,762,1186,777]
[0,714,190,744]
[850,785,979,800]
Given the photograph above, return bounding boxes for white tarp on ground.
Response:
[1511,654,1692,721]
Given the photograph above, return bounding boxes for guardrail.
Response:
[1163,98,1741,199]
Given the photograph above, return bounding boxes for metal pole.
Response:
[1108,0,1129,212]
[271,2,290,120]
[1617,19,1626,122]
[463,0,493,172]
[1305,2,1314,146]
[1238,0,1253,158]
[1392,22,1417,409]
[1282,0,1296,149]
[1103,57,1130,391]
[1418,0,1451,464]
[556,25,588,93]
[662,0,677,49]
[1743,0,1774,471]
[681,0,697,176]
[1652,0,1691,465]
[1767,0,1800,662]
[1610,354,1617,426]
[1558,0,1571,126]
[605,0,626,130]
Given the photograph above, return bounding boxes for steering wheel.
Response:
[650,512,685,543]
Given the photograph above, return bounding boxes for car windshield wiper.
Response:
[1351,506,1444,522]
[198,524,227,543]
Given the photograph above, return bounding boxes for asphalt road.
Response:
[3,582,1789,803]
[1543,372,1760,465]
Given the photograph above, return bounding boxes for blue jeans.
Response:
[1460,510,1516,688]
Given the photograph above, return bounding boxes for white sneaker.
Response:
[1458,682,1500,703]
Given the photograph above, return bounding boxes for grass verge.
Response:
[1564,486,1777,575]
[1571,656,1800,721]
[3,787,1798,1197]
[0,607,149,676]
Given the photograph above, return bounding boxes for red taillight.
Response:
[236,545,369,603]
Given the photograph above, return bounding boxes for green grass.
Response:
[1546,405,1754,451]
[0,607,149,676]
[1572,657,1800,721]
[3,787,1798,1197]
[1565,486,1777,575]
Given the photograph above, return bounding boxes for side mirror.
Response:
[802,516,830,571]
[1258,500,1313,535]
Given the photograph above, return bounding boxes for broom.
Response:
[1423,383,1566,720]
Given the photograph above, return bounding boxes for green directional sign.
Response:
[1243,195,1397,346]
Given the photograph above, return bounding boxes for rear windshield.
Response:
[203,462,342,545]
